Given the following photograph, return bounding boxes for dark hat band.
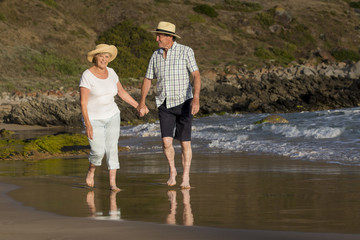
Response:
[156,28,176,35]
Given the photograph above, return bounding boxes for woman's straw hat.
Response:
[151,21,181,39]
[87,44,118,63]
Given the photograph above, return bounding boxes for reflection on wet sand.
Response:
[166,189,194,226]
[86,191,121,221]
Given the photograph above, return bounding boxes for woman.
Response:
[80,44,147,192]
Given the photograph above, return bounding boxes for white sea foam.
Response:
[119,107,360,165]
[267,124,344,139]
[121,123,160,137]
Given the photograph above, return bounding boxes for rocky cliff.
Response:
[1,61,360,127]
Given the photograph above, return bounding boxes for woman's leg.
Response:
[86,119,106,187]
[86,163,96,188]
[109,169,120,192]
[104,113,121,190]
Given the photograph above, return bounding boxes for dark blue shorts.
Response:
[158,99,193,141]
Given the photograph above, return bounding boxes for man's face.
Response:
[156,33,173,49]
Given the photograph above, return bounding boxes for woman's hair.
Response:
[92,52,112,63]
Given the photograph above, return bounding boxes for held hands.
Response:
[137,104,149,117]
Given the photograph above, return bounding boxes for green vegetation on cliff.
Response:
[0,0,359,93]
[193,4,219,18]
[97,20,158,79]
[215,0,262,12]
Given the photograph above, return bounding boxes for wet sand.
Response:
[1,153,360,239]
[1,182,360,240]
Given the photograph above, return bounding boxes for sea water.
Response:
[119,107,360,165]
[3,108,360,233]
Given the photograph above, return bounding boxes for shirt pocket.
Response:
[169,57,186,76]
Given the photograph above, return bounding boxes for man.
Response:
[137,21,201,189]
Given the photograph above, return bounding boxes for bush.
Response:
[256,9,275,26]
[331,48,360,62]
[278,23,315,48]
[154,0,170,3]
[96,20,158,78]
[24,51,85,77]
[349,2,360,8]
[40,0,57,8]
[0,13,5,21]
[193,4,218,18]
[216,0,262,12]
[188,14,206,23]
[254,47,273,59]
[255,46,295,65]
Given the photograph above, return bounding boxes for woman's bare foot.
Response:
[86,165,96,188]
[167,170,177,186]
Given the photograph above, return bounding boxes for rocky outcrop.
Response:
[0,89,157,127]
[254,115,289,124]
[5,96,81,126]
[200,61,360,115]
[1,61,360,127]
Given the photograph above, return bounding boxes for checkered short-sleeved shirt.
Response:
[145,42,199,108]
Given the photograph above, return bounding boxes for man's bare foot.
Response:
[110,186,121,192]
[167,170,177,186]
[181,189,193,226]
[86,191,96,217]
[86,168,95,188]
[180,174,190,189]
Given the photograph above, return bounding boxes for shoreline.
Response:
[1,181,360,240]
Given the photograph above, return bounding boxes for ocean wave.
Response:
[121,123,160,137]
[265,124,344,139]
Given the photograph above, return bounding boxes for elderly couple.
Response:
[79,22,201,192]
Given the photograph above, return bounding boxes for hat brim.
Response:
[151,30,181,39]
[87,45,118,63]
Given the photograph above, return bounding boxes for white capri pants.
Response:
[88,112,120,170]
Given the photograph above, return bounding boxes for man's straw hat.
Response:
[151,21,181,39]
[87,44,118,63]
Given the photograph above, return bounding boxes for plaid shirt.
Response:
[145,41,199,108]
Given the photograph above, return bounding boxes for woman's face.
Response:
[94,53,111,68]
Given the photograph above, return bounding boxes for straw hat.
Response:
[151,21,181,39]
[87,44,118,63]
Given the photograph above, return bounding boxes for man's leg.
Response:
[180,141,192,189]
[163,137,177,186]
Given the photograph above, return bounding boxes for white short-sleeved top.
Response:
[79,67,120,120]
